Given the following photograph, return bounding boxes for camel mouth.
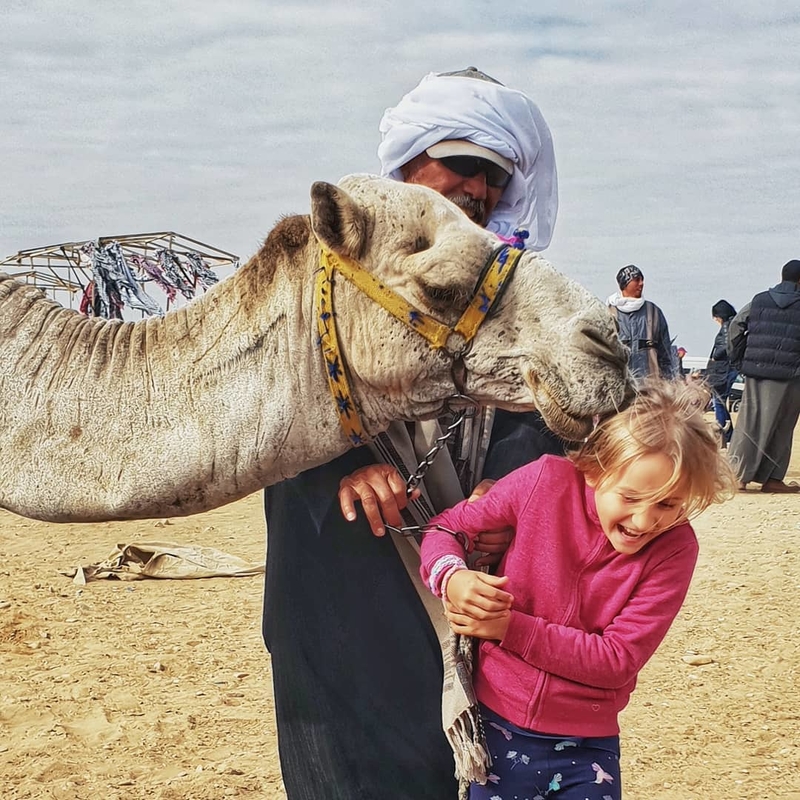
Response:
[538,403,594,441]
[529,381,595,441]
[458,369,597,439]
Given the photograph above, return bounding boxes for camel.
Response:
[0,175,629,523]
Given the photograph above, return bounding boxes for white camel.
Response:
[0,175,628,523]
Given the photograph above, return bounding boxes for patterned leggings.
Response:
[470,705,622,800]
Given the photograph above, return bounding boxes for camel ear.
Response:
[310,182,367,259]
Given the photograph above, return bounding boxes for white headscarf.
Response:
[607,292,646,312]
[377,72,558,248]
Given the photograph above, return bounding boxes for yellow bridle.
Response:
[314,243,523,444]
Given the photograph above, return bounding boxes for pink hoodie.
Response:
[420,455,698,737]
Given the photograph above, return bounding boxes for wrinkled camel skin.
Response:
[0,174,629,522]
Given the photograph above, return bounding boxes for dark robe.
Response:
[262,411,562,800]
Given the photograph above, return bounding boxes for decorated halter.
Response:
[314,242,524,445]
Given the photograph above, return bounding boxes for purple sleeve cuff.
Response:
[428,555,468,597]
[500,609,541,660]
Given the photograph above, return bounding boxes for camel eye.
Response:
[411,235,430,253]
[421,282,468,310]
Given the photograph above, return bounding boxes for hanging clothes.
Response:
[129,253,178,303]
[91,241,164,318]
[183,251,219,289]
[156,249,196,300]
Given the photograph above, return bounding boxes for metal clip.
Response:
[383,524,423,538]
[444,393,479,415]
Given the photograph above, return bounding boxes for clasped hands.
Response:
[444,569,513,641]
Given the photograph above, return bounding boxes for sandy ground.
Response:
[2,425,800,800]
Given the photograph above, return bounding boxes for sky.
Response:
[2,0,799,357]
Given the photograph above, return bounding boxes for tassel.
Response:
[445,708,492,785]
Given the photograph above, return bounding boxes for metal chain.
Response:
[384,522,473,552]
[404,394,478,496]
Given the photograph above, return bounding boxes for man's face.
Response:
[621,277,644,299]
[400,152,505,227]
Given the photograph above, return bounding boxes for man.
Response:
[675,346,687,378]
[706,299,739,445]
[262,68,561,800]
[728,259,800,493]
[607,264,676,381]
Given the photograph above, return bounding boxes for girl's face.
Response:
[592,453,689,555]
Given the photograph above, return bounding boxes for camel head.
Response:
[309,174,630,440]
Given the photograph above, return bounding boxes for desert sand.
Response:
[2,425,799,799]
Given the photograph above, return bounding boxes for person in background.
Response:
[420,379,736,800]
[263,67,563,800]
[675,346,687,378]
[607,265,676,381]
[728,259,800,493]
[706,299,738,446]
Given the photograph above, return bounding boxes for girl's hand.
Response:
[338,464,420,536]
[444,570,513,639]
[444,570,513,619]
[444,602,512,641]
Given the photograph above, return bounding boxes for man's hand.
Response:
[338,464,420,536]
[467,479,515,568]
[443,571,513,640]
[468,479,496,502]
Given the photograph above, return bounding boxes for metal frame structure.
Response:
[0,231,239,312]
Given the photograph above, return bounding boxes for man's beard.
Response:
[447,194,486,225]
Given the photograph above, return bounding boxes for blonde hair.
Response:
[569,378,737,519]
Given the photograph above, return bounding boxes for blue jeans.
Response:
[712,370,738,442]
[471,705,621,800]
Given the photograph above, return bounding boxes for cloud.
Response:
[2,1,799,353]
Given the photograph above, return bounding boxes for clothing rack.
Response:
[0,231,239,318]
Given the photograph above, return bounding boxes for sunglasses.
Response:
[433,155,512,189]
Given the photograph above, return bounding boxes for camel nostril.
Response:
[575,325,628,370]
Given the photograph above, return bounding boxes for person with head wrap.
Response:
[378,68,558,245]
[728,259,800,493]
[262,68,562,800]
[706,299,739,445]
[607,264,676,382]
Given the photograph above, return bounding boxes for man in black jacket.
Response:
[728,259,800,493]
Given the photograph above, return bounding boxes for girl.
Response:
[420,379,737,800]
